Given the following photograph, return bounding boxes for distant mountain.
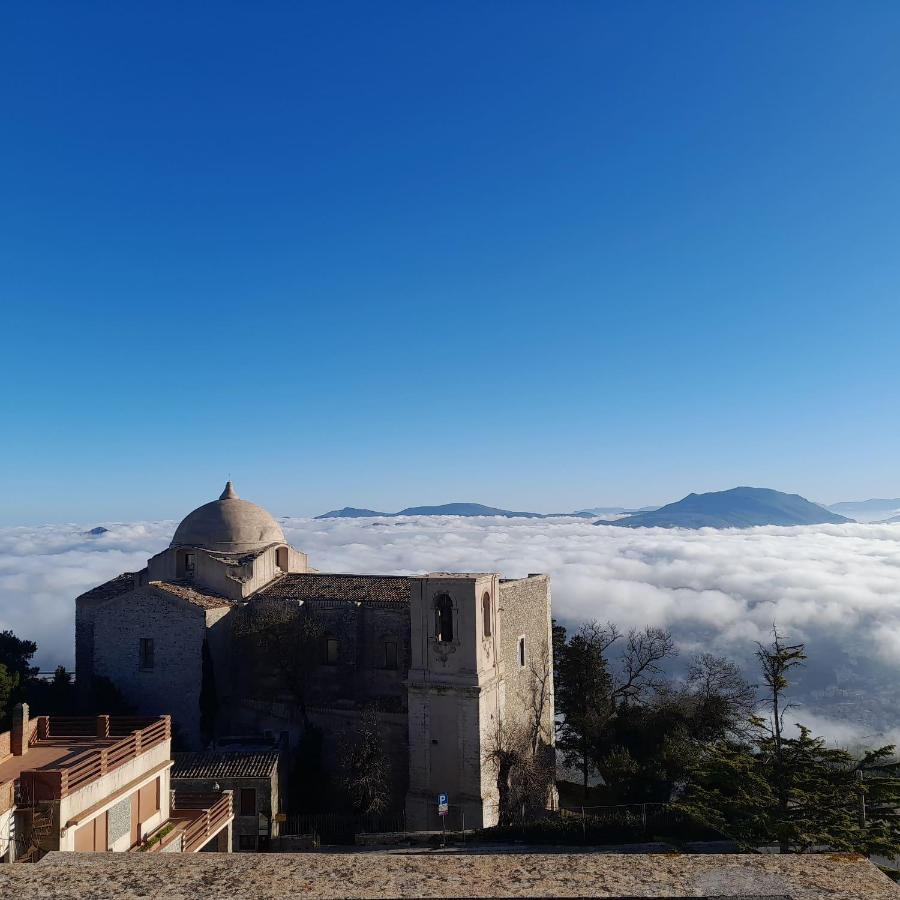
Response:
[827,499,900,524]
[84,526,109,536]
[316,502,595,520]
[606,487,853,529]
[316,507,389,518]
[576,506,660,516]
[396,502,547,518]
[878,514,900,525]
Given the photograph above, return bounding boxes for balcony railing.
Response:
[0,779,14,815]
[171,791,233,853]
[19,715,171,800]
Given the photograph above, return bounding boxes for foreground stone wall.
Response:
[6,852,898,899]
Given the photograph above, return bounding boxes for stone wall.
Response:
[90,587,226,749]
[497,575,555,769]
[225,599,411,813]
[228,600,410,717]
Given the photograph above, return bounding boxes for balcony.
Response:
[0,778,14,816]
[169,791,234,852]
[12,715,171,802]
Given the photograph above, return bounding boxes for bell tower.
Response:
[405,573,503,830]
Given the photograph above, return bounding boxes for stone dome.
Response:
[170,482,285,553]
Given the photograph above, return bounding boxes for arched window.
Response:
[275,547,288,571]
[434,594,453,643]
[482,592,492,638]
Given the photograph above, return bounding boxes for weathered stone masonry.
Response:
[75,483,554,830]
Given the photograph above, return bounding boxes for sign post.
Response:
[438,793,449,845]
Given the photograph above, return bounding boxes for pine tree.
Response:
[679,629,900,856]
[554,623,613,798]
[0,663,19,725]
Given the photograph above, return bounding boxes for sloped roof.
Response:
[171,751,280,780]
[76,571,142,604]
[150,581,234,610]
[255,573,411,606]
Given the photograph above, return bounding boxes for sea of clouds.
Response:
[3,515,900,747]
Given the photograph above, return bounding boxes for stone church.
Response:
[76,483,555,830]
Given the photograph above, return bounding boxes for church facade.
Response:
[75,483,555,830]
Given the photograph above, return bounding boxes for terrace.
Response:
[8,716,171,802]
[169,791,234,852]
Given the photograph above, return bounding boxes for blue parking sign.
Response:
[438,793,449,816]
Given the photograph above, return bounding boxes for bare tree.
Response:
[611,625,676,706]
[231,599,324,724]
[555,621,677,798]
[484,636,556,825]
[527,637,554,757]
[339,705,390,816]
[686,652,757,739]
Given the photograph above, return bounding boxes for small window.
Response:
[238,834,257,851]
[239,788,257,816]
[325,638,339,665]
[139,638,155,670]
[384,641,398,670]
[518,636,526,668]
[482,592,492,638]
[434,594,453,642]
[184,553,195,574]
[276,546,288,571]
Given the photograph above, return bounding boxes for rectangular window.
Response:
[325,638,338,665]
[238,834,257,852]
[384,641,398,670]
[138,638,155,670]
[239,788,257,816]
[185,553,195,573]
[518,636,526,668]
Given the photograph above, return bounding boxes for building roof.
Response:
[256,573,411,606]
[171,751,279,780]
[76,571,142,604]
[170,481,286,553]
[150,581,234,610]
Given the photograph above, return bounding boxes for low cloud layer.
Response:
[3,516,900,744]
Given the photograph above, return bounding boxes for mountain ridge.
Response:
[605,487,852,529]
[316,502,595,520]
[827,498,900,524]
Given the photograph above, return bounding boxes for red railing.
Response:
[19,715,171,800]
[171,791,233,853]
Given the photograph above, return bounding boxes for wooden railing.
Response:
[20,715,171,800]
[0,779,14,815]
[171,791,233,853]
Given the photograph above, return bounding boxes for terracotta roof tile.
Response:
[76,571,142,603]
[256,573,410,606]
[171,751,279,779]
[151,580,234,610]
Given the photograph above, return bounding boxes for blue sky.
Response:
[2,2,900,523]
